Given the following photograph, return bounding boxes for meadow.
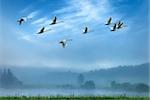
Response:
[0,96,149,100]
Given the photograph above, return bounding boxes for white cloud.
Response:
[31,17,48,25]
[21,35,35,43]
[27,11,39,18]
[20,5,32,14]
[30,0,121,40]
[55,0,111,21]
[32,0,113,38]
[53,6,78,15]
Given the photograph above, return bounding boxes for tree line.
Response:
[0,68,22,88]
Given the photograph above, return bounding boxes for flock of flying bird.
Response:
[17,16,126,48]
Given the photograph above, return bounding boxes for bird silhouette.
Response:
[17,18,25,25]
[50,16,64,25]
[37,27,52,34]
[59,39,72,48]
[83,27,88,34]
[50,16,57,25]
[37,27,45,34]
[111,23,117,31]
[105,17,112,25]
[59,41,66,48]
[117,21,124,29]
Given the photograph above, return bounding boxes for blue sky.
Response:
[0,0,149,70]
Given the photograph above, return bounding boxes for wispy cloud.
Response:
[52,0,113,35]
[31,17,48,25]
[53,0,112,21]
[20,5,32,14]
[21,35,35,43]
[33,0,114,36]
[53,6,79,15]
[25,0,122,49]
[27,11,40,18]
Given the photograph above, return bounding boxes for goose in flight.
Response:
[117,21,125,29]
[37,27,51,34]
[50,16,57,25]
[111,23,117,31]
[118,23,123,29]
[50,16,63,25]
[105,17,112,25]
[83,27,88,34]
[82,27,94,34]
[17,17,32,25]
[37,27,45,34]
[17,18,25,25]
[59,39,72,48]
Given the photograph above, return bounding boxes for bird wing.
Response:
[111,23,116,31]
[53,17,57,23]
[62,42,65,48]
[113,23,117,29]
[37,27,45,34]
[41,27,45,31]
[85,27,88,32]
[108,17,112,23]
[60,41,65,48]
[119,23,123,27]
[17,19,23,25]
[118,22,123,29]
[118,21,121,26]
[106,17,112,25]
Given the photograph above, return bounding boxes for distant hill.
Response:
[84,63,149,87]
[0,63,149,87]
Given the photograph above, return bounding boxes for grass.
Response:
[0,96,149,100]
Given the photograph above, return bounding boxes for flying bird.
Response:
[37,27,51,34]
[59,39,72,48]
[111,23,117,31]
[82,27,94,34]
[17,18,25,25]
[117,21,127,29]
[17,17,32,25]
[50,16,57,25]
[105,17,112,25]
[117,22,123,29]
[37,27,45,34]
[50,16,63,25]
[83,27,88,34]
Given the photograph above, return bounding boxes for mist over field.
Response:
[0,63,149,96]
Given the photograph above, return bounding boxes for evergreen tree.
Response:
[0,68,22,88]
[77,74,84,86]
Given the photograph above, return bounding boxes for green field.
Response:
[0,96,149,100]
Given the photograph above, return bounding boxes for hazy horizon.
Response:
[0,62,149,72]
